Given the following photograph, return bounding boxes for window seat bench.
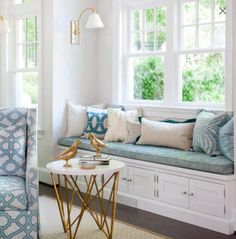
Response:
[58,137,234,175]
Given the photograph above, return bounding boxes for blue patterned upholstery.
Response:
[0,108,39,239]
[0,176,27,211]
[58,137,234,175]
[0,124,26,177]
[84,111,108,139]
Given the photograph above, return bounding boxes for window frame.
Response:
[121,0,232,111]
[8,0,42,123]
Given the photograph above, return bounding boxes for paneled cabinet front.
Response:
[118,165,156,199]
[158,173,225,217]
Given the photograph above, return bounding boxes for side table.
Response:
[46,158,125,239]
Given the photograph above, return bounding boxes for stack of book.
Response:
[79,155,111,168]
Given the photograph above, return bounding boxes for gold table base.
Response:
[51,172,120,239]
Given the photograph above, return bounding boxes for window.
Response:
[127,5,167,101]
[14,16,39,107]
[180,0,226,104]
[122,0,230,108]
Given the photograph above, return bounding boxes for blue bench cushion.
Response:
[0,176,27,211]
[58,137,234,175]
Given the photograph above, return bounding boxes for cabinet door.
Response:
[128,167,156,199]
[189,179,225,217]
[118,166,129,193]
[159,173,189,208]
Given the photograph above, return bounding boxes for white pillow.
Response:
[104,109,139,142]
[66,101,87,137]
[124,120,141,144]
[137,118,195,151]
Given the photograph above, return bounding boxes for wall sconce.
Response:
[71,8,104,45]
[0,16,10,34]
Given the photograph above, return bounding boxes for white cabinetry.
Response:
[159,173,225,217]
[159,173,189,208]
[119,166,156,199]
[189,179,225,217]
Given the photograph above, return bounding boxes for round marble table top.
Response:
[46,158,125,176]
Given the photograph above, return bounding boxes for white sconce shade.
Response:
[86,13,104,29]
[71,8,104,45]
[0,16,10,34]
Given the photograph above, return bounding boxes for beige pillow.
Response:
[104,109,139,142]
[124,120,141,144]
[137,118,195,150]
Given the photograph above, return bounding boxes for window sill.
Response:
[122,101,230,120]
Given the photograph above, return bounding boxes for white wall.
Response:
[35,0,100,182]
[96,0,113,103]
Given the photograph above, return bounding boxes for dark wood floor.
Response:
[39,183,236,239]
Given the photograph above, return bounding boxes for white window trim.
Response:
[115,0,233,113]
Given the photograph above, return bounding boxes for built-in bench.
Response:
[58,137,234,175]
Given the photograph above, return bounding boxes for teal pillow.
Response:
[84,112,108,139]
[193,110,231,156]
[219,118,234,161]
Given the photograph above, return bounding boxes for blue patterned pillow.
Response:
[84,112,108,139]
[0,123,26,177]
[193,110,231,156]
[219,118,234,161]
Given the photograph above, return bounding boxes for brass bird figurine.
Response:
[54,140,81,167]
[87,133,106,158]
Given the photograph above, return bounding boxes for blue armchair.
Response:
[0,108,39,238]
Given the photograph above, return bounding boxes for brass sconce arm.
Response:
[77,8,96,35]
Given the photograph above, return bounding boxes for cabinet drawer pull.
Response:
[122,177,127,181]
[182,191,187,195]
[127,179,132,182]
[189,193,194,196]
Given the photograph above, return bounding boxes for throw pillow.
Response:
[66,101,87,137]
[219,118,234,161]
[0,123,26,177]
[137,118,195,151]
[192,110,231,156]
[84,111,108,139]
[104,109,140,142]
[124,120,141,144]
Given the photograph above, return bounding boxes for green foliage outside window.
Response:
[134,57,164,100]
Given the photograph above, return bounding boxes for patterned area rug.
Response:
[39,196,169,239]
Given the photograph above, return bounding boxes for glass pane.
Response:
[183,2,196,25]
[26,17,37,42]
[199,0,212,23]
[144,31,154,51]
[215,0,226,22]
[15,72,38,107]
[156,7,166,27]
[181,53,225,103]
[17,44,26,68]
[131,32,142,52]
[16,16,38,68]
[131,10,143,31]
[145,8,154,30]
[214,23,225,47]
[156,30,166,51]
[183,26,196,49]
[132,57,164,100]
[199,25,211,48]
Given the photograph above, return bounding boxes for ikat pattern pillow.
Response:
[84,111,108,139]
[0,123,27,177]
[193,110,231,156]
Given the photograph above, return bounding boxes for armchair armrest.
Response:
[25,109,38,211]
